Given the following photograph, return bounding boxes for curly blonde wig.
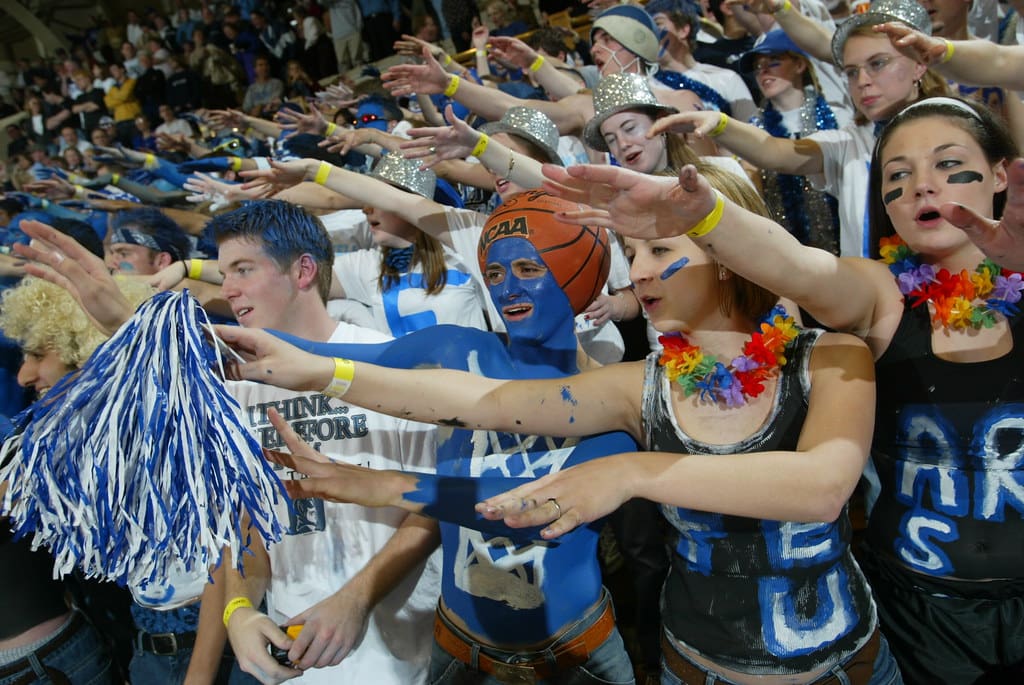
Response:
[0,278,155,368]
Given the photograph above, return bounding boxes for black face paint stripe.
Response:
[948,171,984,184]
[883,188,903,205]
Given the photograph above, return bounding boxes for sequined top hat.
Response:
[371,152,436,199]
[480,107,562,165]
[831,0,930,66]
[590,5,661,64]
[583,73,679,152]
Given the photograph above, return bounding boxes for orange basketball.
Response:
[478,190,611,316]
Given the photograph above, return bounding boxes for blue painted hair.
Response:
[111,207,190,262]
[207,200,334,303]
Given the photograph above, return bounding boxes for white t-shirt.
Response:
[319,209,374,250]
[684,62,758,124]
[228,322,441,685]
[333,246,489,335]
[808,122,874,257]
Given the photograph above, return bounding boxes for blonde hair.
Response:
[0,277,155,368]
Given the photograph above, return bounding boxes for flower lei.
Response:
[657,305,799,407]
[879,235,1024,329]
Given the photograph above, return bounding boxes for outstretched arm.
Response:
[539,164,894,344]
[214,326,645,440]
[648,110,825,176]
[479,332,876,537]
[382,48,590,135]
[729,0,834,62]
[875,22,1024,90]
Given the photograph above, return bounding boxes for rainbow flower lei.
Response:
[879,235,1024,329]
[657,305,799,407]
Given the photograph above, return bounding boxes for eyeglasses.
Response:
[354,113,382,126]
[841,55,897,83]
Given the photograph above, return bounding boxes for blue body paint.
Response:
[660,257,689,281]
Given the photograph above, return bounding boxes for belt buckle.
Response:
[490,660,537,684]
[149,632,179,656]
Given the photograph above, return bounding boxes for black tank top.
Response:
[643,330,876,675]
[0,522,69,639]
[867,302,1024,581]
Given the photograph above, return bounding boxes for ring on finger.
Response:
[548,498,562,519]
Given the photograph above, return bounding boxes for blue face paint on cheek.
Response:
[118,261,135,272]
[660,257,689,281]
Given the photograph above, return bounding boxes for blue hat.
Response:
[739,30,808,73]
[591,5,661,64]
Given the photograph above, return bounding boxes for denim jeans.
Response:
[129,646,261,685]
[0,613,113,685]
[429,590,635,685]
[660,632,903,685]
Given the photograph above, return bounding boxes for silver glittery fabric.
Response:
[371,152,437,199]
[583,73,678,152]
[480,107,562,164]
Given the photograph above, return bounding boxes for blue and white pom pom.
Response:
[0,290,285,605]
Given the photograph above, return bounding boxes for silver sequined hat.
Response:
[480,107,562,164]
[831,0,931,66]
[370,152,436,199]
[583,73,678,152]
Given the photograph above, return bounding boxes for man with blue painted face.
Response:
[354,94,412,138]
[212,191,640,685]
[19,190,639,684]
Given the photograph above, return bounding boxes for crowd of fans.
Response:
[1,0,1024,684]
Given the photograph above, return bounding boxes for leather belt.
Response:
[661,629,881,685]
[434,601,616,684]
[137,629,197,656]
[0,612,82,684]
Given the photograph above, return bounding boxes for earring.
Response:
[718,265,728,281]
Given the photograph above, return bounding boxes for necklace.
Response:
[879,235,1024,329]
[657,305,799,407]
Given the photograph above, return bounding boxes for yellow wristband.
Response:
[229,156,242,172]
[443,75,461,97]
[323,357,356,398]
[73,184,86,199]
[144,153,157,169]
[708,112,729,137]
[325,122,338,136]
[187,259,203,280]
[774,0,792,13]
[470,133,489,158]
[223,596,254,628]
[111,172,120,184]
[529,55,545,72]
[314,160,332,185]
[940,39,955,63]
[442,53,453,66]
[686,191,726,239]
[475,49,487,58]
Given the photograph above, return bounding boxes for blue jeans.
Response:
[429,590,635,684]
[129,646,261,685]
[0,613,113,685]
[660,632,903,685]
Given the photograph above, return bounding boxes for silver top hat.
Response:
[480,107,562,165]
[831,0,930,66]
[371,152,436,199]
[583,73,679,152]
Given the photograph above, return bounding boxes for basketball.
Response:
[478,191,611,316]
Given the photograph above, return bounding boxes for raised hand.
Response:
[873,22,949,65]
[942,158,1024,270]
[400,105,477,168]
[12,220,135,334]
[487,36,538,71]
[212,325,334,392]
[275,104,328,135]
[382,47,449,97]
[647,110,723,139]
